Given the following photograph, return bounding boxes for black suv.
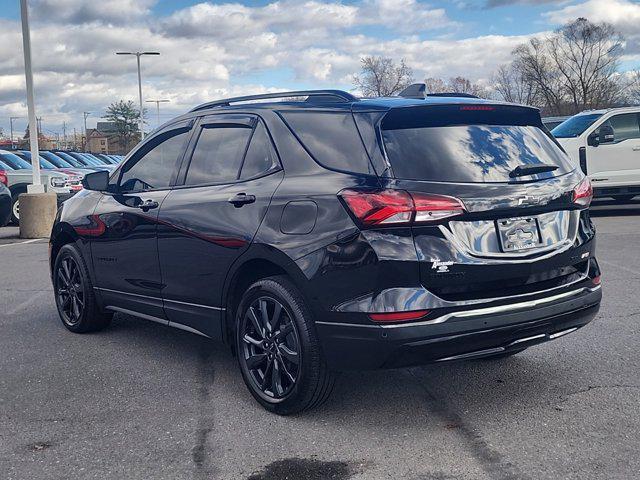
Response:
[50,87,602,414]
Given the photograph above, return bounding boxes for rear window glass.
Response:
[382,111,574,183]
[280,111,375,175]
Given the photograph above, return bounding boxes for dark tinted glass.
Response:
[0,152,32,169]
[599,114,640,142]
[281,111,374,175]
[552,113,602,138]
[382,125,573,183]
[119,128,190,192]
[240,123,278,179]
[185,126,252,185]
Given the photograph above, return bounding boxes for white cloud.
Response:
[32,0,156,24]
[545,0,640,54]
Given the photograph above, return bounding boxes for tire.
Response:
[235,275,335,415]
[9,186,26,224]
[476,347,527,360]
[612,194,635,202]
[53,244,112,333]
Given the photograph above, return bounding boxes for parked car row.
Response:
[0,150,124,225]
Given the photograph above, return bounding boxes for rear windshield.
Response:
[381,106,574,183]
[552,113,602,138]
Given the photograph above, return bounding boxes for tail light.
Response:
[0,170,7,186]
[339,189,465,227]
[572,177,593,207]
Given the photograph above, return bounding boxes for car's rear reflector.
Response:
[572,177,593,207]
[592,275,601,286]
[368,310,430,323]
[0,170,7,186]
[339,189,465,227]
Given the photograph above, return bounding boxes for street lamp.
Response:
[19,0,41,191]
[115,51,160,139]
[146,99,170,129]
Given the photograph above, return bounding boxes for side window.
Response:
[184,125,252,185]
[600,114,640,143]
[119,127,190,192]
[240,122,279,180]
[281,111,375,175]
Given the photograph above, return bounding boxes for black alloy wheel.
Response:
[235,276,335,415]
[240,296,301,400]
[55,255,85,326]
[53,244,112,333]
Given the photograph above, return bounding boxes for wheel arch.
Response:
[49,221,80,273]
[222,245,311,346]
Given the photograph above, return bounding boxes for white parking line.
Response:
[0,239,45,248]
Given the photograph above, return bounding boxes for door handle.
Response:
[228,193,256,207]
[138,199,159,212]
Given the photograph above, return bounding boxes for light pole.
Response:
[83,111,91,151]
[146,99,170,129]
[116,51,160,139]
[19,0,41,191]
[9,116,21,150]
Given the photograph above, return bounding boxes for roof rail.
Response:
[398,83,479,99]
[190,90,359,112]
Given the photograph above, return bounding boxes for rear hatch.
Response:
[378,103,592,302]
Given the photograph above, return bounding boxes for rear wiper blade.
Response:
[509,164,558,178]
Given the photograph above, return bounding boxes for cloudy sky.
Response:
[0,0,639,137]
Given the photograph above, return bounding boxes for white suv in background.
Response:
[552,107,640,202]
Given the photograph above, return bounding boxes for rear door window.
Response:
[381,105,574,183]
[239,122,279,180]
[184,125,253,185]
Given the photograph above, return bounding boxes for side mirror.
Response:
[599,124,615,144]
[587,131,599,147]
[82,170,109,191]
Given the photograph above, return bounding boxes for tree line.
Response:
[353,18,640,116]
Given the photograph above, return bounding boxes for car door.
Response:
[157,114,284,338]
[91,121,193,320]
[587,112,640,187]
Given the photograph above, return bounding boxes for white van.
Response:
[552,107,640,201]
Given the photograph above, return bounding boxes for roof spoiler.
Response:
[398,83,479,99]
[190,90,358,112]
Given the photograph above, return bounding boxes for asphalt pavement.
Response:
[1,199,639,480]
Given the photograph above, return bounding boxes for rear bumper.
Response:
[316,285,601,370]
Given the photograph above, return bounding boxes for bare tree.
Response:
[424,76,489,98]
[625,70,640,104]
[424,77,448,94]
[548,18,624,111]
[353,56,414,97]
[492,64,539,106]
[509,18,624,114]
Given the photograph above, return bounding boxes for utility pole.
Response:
[19,0,41,191]
[146,99,170,129]
[73,127,77,150]
[62,121,67,150]
[9,116,20,150]
[83,111,90,151]
[115,51,160,139]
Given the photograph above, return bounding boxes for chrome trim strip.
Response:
[105,306,210,338]
[105,306,168,325]
[508,333,546,345]
[163,297,225,311]
[379,285,600,329]
[549,327,578,339]
[435,347,505,362]
[95,287,225,311]
[322,285,600,330]
[95,286,161,300]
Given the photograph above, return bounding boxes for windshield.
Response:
[551,113,603,138]
[79,153,101,166]
[0,152,32,169]
[382,124,573,183]
[41,151,73,168]
[20,151,57,169]
[54,151,83,167]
